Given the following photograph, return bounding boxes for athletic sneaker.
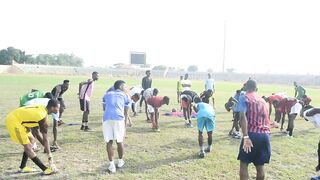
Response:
[80,125,85,130]
[108,163,116,173]
[205,146,213,153]
[117,159,125,168]
[233,132,242,139]
[84,126,92,132]
[186,123,193,128]
[199,151,205,159]
[42,167,57,175]
[18,166,35,173]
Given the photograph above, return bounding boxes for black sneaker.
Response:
[80,125,85,130]
[84,126,92,132]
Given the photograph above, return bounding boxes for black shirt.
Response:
[142,76,152,90]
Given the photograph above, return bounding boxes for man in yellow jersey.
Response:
[5,99,60,175]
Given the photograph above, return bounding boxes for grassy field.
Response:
[0,74,320,180]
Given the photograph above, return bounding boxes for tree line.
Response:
[0,47,83,67]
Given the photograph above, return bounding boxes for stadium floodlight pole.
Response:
[222,20,226,73]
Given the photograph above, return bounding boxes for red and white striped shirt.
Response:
[239,92,270,133]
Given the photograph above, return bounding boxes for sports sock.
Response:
[31,156,47,171]
[19,152,28,169]
[200,145,204,153]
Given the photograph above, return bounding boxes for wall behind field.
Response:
[1,64,320,87]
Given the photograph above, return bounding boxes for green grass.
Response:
[0,74,320,179]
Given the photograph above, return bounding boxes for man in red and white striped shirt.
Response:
[237,80,271,180]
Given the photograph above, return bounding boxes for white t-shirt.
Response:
[205,78,215,91]
[181,79,192,91]
[143,88,155,101]
[304,108,320,128]
[130,86,143,96]
[24,98,59,121]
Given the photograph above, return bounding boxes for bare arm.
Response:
[39,117,51,157]
[53,86,61,99]
[240,111,253,153]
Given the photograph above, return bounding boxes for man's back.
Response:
[103,90,130,121]
[239,92,270,133]
[8,105,47,127]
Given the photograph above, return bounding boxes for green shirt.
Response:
[295,86,305,100]
[19,90,45,107]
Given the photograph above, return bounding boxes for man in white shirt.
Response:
[302,105,320,174]
[205,73,215,107]
[181,73,192,91]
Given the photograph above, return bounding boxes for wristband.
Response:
[243,136,250,139]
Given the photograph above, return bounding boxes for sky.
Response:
[1,0,320,74]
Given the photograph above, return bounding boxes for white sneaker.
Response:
[117,159,125,168]
[108,162,116,173]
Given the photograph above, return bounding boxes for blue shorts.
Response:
[237,132,271,166]
[197,117,215,132]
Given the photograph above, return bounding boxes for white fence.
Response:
[1,64,320,86]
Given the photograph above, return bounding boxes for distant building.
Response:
[130,52,146,65]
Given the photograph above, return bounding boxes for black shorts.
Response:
[238,132,271,166]
[58,98,66,109]
[80,99,90,113]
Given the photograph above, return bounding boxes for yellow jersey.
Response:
[7,105,48,128]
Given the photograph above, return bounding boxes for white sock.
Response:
[110,161,115,166]
[200,145,204,152]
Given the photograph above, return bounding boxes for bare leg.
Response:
[107,141,114,161]
[255,165,265,180]
[207,131,213,146]
[240,161,249,180]
[145,100,150,120]
[198,131,203,147]
[117,142,124,159]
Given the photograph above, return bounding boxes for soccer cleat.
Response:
[80,125,85,130]
[42,167,57,175]
[108,163,116,173]
[117,159,125,168]
[18,166,35,173]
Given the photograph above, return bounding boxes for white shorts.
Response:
[102,120,125,143]
[147,105,155,113]
[290,103,302,115]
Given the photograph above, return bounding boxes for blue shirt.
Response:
[197,102,215,121]
[237,94,248,113]
[103,90,130,121]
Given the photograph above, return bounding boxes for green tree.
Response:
[152,65,167,71]
[187,65,198,72]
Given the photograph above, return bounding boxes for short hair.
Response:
[246,80,257,91]
[133,93,140,101]
[92,71,99,75]
[63,80,70,84]
[146,70,151,74]
[236,90,241,94]
[194,97,201,103]
[302,95,307,98]
[44,92,53,99]
[153,88,159,96]
[114,80,126,90]
[163,96,170,105]
[47,99,60,108]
